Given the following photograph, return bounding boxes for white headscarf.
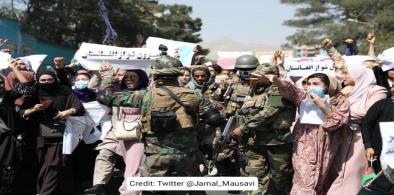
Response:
[16,57,33,71]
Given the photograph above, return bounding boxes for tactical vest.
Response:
[240,87,295,131]
[141,86,199,134]
[226,83,251,116]
[240,86,296,145]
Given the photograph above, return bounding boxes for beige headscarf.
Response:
[327,75,342,97]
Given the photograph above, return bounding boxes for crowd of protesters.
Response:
[0,32,393,195]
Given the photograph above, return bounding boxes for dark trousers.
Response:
[12,136,38,195]
[37,137,74,195]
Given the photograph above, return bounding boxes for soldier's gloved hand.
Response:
[231,127,242,138]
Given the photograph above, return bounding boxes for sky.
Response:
[159,0,298,46]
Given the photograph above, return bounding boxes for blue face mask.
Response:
[308,86,325,98]
[74,80,89,89]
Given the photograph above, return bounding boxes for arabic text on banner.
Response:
[284,57,335,77]
[74,42,161,71]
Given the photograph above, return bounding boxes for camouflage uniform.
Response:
[140,56,220,177]
[211,55,259,176]
[239,63,296,195]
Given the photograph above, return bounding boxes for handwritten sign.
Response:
[284,57,335,77]
[146,37,196,66]
[74,42,161,71]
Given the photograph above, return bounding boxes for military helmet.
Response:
[150,56,183,79]
[235,55,259,69]
[251,63,279,77]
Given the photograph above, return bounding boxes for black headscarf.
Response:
[36,71,75,114]
[373,66,392,97]
[36,71,72,98]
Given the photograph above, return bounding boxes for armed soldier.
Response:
[214,55,259,118]
[210,55,259,176]
[232,63,296,195]
[139,56,221,178]
[95,56,221,181]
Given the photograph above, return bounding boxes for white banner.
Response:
[146,37,196,66]
[0,51,11,69]
[380,122,394,169]
[0,52,46,72]
[74,42,161,71]
[21,54,47,72]
[259,55,273,64]
[284,57,335,77]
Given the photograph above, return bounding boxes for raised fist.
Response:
[367,33,376,45]
[321,39,333,49]
[53,57,65,69]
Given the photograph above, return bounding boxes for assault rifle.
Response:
[206,115,237,175]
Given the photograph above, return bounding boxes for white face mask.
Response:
[74,80,89,89]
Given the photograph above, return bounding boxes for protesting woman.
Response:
[20,70,85,195]
[322,39,388,195]
[259,70,349,195]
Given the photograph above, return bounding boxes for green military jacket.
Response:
[239,85,296,145]
[100,77,216,154]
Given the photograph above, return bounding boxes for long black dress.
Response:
[0,89,22,195]
[20,71,85,195]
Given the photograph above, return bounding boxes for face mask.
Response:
[308,86,325,98]
[74,80,89,89]
[39,82,57,92]
[239,69,254,80]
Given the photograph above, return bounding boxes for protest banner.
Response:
[0,51,11,69]
[379,122,394,169]
[0,51,46,72]
[217,57,236,70]
[21,54,47,72]
[216,51,253,69]
[74,42,161,71]
[283,57,335,77]
[217,51,252,59]
[255,50,294,64]
[146,37,196,66]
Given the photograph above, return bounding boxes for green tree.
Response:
[154,4,202,43]
[281,0,394,53]
[0,0,202,48]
